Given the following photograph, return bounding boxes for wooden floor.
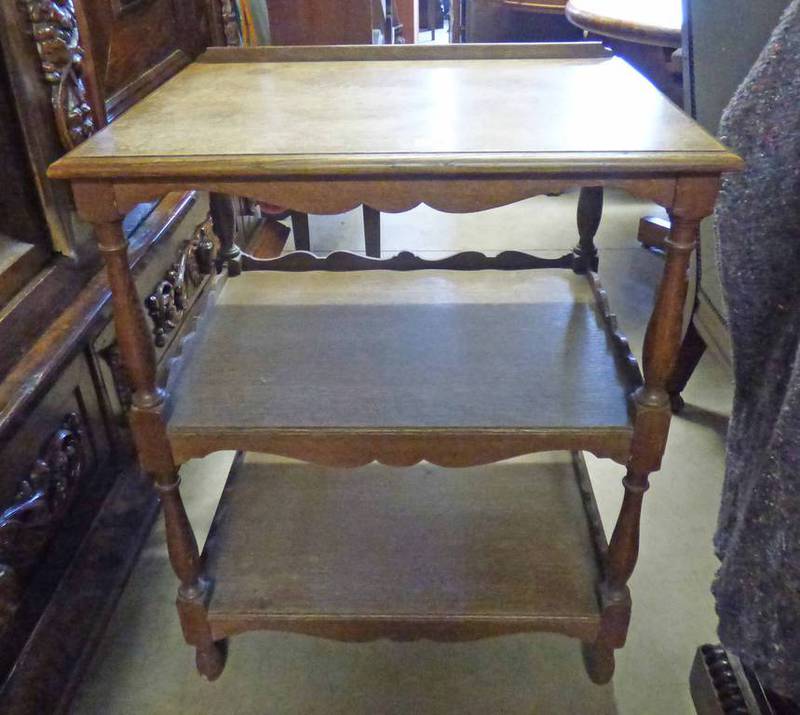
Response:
[166,269,637,462]
[204,452,605,643]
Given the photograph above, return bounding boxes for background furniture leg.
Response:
[573,186,603,273]
[290,211,311,252]
[363,205,381,258]
[638,215,671,250]
[582,640,616,685]
[667,320,708,413]
[209,193,242,275]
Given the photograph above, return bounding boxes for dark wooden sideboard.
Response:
[0,0,242,712]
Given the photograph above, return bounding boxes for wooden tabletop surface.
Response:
[566,0,682,47]
[48,44,738,182]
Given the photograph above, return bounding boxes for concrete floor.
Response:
[71,191,732,714]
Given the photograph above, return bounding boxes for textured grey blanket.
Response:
[713,0,800,700]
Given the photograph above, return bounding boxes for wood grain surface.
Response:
[166,269,637,465]
[566,0,682,47]
[48,47,738,181]
[203,452,604,642]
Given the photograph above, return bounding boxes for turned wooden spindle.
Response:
[573,186,603,273]
[605,212,700,592]
[583,206,704,684]
[93,210,226,679]
[95,221,164,410]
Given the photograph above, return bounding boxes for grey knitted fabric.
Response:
[713,0,800,700]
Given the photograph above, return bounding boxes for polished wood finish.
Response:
[566,0,682,48]
[48,44,738,686]
[502,0,567,15]
[49,46,738,182]
[205,452,605,642]
[267,0,383,45]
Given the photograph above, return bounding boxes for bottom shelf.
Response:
[203,452,608,643]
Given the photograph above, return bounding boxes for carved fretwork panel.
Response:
[0,412,92,634]
[93,199,217,427]
[19,0,95,149]
[144,213,214,347]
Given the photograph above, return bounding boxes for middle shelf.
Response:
[165,264,641,466]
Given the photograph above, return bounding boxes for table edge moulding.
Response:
[46,42,741,687]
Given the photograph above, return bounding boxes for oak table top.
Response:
[49,43,736,187]
[566,0,682,48]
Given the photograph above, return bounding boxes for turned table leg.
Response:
[92,207,227,680]
[573,186,603,273]
[584,185,710,683]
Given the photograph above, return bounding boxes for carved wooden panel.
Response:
[18,0,95,149]
[76,0,212,121]
[0,412,90,633]
[0,352,110,676]
[145,213,214,347]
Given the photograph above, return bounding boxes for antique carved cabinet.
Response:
[0,0,239,711]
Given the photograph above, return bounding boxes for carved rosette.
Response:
[0,412,89,633]
[145,215,215,348]
[21,0,95,149]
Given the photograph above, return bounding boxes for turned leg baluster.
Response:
[158,476,227,680]
[583,195,705,684]
[573,186,603,274]
[93,206,226,680]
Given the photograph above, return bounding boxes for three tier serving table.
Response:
[49,42,740,685]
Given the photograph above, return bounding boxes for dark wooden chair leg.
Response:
[209,193,242,276]
[573,186,603,273]
[363,205,381,258]
[290,211,311,252]
[667,320,707,413]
